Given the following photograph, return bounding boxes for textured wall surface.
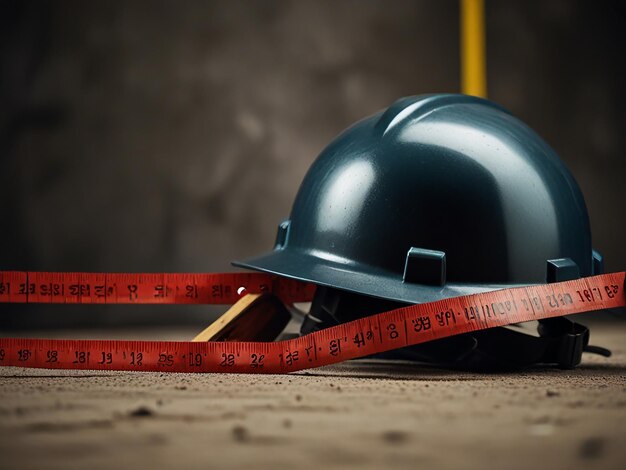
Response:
[1,0,624,327]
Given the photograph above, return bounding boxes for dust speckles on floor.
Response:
[0,324,625,470]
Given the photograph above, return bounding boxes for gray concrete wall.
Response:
[1,0,625,327]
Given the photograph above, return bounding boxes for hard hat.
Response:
[235,94,607,369]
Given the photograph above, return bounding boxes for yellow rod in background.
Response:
[460,0,487,97]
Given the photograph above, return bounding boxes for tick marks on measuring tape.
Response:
[0,272,623,373]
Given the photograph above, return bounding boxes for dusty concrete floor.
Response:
[1,323,625,470]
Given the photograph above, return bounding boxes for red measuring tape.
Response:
[0,271,316,305]
[0,271,624,373]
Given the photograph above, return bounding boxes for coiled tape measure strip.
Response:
[0,271,624,373]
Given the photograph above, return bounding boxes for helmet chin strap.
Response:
[300,286,611,371]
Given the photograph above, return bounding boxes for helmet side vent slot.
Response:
[591,250,604,275]
[546,258,580,283]
[274,220,291,249]
[403,247,446,286]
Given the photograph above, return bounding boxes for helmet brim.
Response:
[233,249,532,305]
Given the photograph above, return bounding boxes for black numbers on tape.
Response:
[491,302,509,315]
[212,284,232,299]
[18,349,31,361]
[98,352,113,365]
[250,353,264,368]
[577,289,592,302]
[386,323,399,340]
[576,285,618,303]
[352,330,374,348]
[546,293,573,309]
[46,350,58,363]
[0,349,5,361]
[464,306,481,322]
[411,316,431,333]
[329,339,342,356]
[127,285,138,300]
[154,285,172,298]
[304,345,315,362]
[93,285,111,298]
[73,351,90,364]
[353,332,365,348]
[69,284,90,297]
[520,296,543,313]
[129,352,143,366]
[577,288,601,303]
[604,284,619,299]
[281,351,299,367]
[18,284,35,295]
[0,282,10,295]
[158,353,174,367]
[185,285,198,298]
[39,284,62,296]
[435,309,457,327]
[220,353,235,367]
[188,353,202,367]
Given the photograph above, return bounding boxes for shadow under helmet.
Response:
[234,94,607,370]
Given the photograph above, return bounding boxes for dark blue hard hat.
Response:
[234,94,607,370]
[235,94,602,303]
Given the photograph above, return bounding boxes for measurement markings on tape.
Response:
[0,271,316,305]
[0,271,624,374]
